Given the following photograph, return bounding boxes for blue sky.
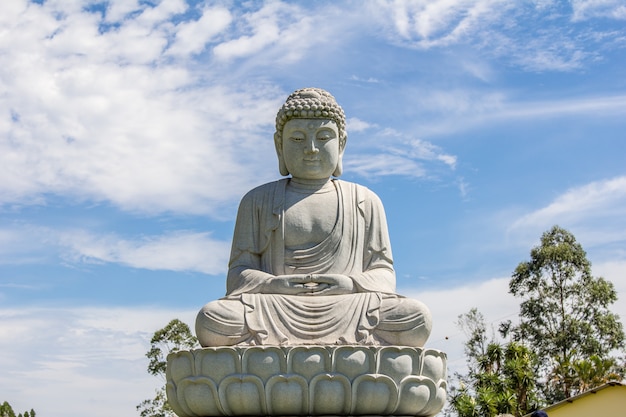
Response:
[1,0,626,415]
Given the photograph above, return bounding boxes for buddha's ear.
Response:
[333,157,343,177]
[274,132,289,176]
[333,135,346,177]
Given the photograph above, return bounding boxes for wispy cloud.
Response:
[509,176,626,248]
[58,230,231,274]
[347,117,377,132]
[345,128,457,179]
[371,0,511,47]
[412,93,626,136]
[166,5,232,57]
[0,306,196,417]
[571,0,626,21]
[0,224,230,274]
[368,0,626,71]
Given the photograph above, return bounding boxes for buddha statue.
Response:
[196,88,432,347]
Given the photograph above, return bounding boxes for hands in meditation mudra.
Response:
[196,88,432,347]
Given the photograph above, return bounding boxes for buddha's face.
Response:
[280,118,342,181]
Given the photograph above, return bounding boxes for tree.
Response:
[0,402,35,417]
[509,225,625,401]
[448,309,540,417]
[137,319,199,417]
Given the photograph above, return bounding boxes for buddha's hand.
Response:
[263,274,354,295]
[301,274,355,296]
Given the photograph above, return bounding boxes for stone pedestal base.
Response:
[166,346,446,416]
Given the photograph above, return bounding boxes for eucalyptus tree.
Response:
[509,225,624,401]
[137,319,199,417]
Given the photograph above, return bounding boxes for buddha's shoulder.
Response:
[334,180,384,205]
[239,179,287,203]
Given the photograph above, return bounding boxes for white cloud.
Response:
[0,1,284,216]
[347,117,377,132]
[212,2,314,62]
[370,0,512,47]
[346,154,428,178]
[571,0,626,21]
[167,6,232,56]
[411,277,520,373]
[415,89,507,117]
[345,128,457,179]
[59,230,231,274]
[404,138,457,169]
[0,224,231,274]
[414,93,626,136]
[2,0,625,219]
[367,0,625,71]
[509,176,626,248]
[0,306,197,417]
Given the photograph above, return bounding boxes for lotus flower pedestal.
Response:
[166,345,447,416]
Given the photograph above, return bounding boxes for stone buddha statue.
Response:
[196,88,432,347]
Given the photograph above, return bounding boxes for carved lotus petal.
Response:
[177,378,222,417]
[219,375,266,416]
[415,379,447,416]
[332,346,375,380]
[166,346,447,417]
[351,374,398,415]
[429,380,448,416]
[287,346,331,378]
[242,347,286,382]
[396,376,436,416]
[377,347,420,383]
[422,349,447,382]
[309,373,351,415]
[166,381,189,417]
[196,348,240,384]
[266,375,308,415]
[167,351,195,384]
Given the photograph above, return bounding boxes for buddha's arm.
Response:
[349,186,396,294]
[350,263,395,294]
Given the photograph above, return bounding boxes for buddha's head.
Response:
[274,88,347,177]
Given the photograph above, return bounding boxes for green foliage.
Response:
[136,387,173,417]
[509,225,625,401]
[448,309,540,417]
[0,402,14,417]
[137,319,199,417]
[0,402,35,417]
[146,318,198,378]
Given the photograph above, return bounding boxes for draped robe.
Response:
[206,178,417,346]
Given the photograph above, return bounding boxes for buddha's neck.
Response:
[288,177,335,194]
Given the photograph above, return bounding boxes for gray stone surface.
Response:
[167,346,447,416]
[167,88,446,416]
[195,88,432,347]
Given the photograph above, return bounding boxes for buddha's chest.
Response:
[284,190,338,249]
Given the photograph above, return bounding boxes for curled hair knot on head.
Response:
[275,87,347,146]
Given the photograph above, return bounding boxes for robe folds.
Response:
[199,179,427,346]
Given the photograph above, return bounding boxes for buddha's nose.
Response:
[305,137,319,153]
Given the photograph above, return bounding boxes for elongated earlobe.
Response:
[275,132,290,176]
[333,137,346,177]
[333,157,343,177]
[279,157,289,176]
